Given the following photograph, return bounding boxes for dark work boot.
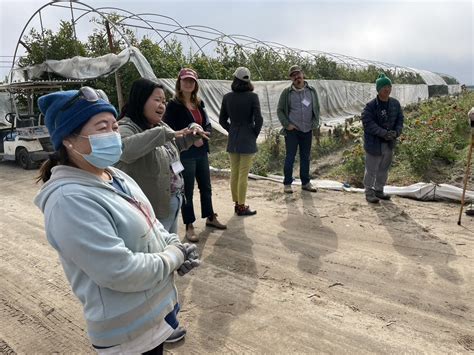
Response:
[365,190,380,204]
[375,190,391,200]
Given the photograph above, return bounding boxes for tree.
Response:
[19,21,86,68]
[139,37,185,78]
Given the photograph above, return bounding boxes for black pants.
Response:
[181,155,214,224]
[143,342,163,355]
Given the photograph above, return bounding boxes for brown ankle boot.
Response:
[185,223,199,242]
[206,214,227,229]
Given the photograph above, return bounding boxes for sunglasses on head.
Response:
[60,86,110,112]
[55,87,110,129]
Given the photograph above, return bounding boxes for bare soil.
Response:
[0,161,473,353]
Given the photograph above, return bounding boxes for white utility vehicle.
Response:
[0,81,82,169]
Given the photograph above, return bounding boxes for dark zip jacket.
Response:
[362,96,404,155]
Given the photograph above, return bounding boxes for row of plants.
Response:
[331,92,473,186]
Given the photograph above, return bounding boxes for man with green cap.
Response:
[361,73,404,203]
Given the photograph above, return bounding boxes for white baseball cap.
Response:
[233,67,251,82]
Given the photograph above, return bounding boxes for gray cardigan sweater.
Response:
[116,117,198,219]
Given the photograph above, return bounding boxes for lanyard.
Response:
[108,181,156,230]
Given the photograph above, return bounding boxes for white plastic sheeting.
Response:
[411,68,447,86]
[448,85,462,95]
[157,78,430,133]
[383,183,474,202]
[9,46,157,83]
[311,80,428,126]
[210,168,474,203]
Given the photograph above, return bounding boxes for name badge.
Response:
[171,161,184,174]
[302,98,310,107]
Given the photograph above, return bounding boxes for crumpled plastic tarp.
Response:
[211,167,473,203]
[10,46,157,83]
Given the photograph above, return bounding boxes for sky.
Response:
[0,0,472,84]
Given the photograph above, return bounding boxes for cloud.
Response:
[267,1,473,82]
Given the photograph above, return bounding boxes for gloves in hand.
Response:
[184,242,197,257]
[177,258,201,276]
[175,242,196,258]
[175,243,187,259]
[177,243,201,276]
[384,130,397,141]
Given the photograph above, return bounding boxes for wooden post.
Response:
[458,133,473,225]
[105,20,124,110]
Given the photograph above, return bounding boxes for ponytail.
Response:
[36,146,70,183]
[118,103,128,120]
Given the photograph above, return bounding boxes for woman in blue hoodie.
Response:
[34,87,200,354]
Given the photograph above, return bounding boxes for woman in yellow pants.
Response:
[219,67,263,216]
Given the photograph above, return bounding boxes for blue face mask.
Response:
[79,132,122,169]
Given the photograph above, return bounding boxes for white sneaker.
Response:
[284,185,293,194]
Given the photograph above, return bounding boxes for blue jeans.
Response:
[283,130,313,186]
[160,192,183,234]
[181,155,214,225]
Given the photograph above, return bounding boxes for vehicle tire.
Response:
[17,148,35,170]
[4,112,15,124]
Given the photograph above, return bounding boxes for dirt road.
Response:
[0,162,472,353]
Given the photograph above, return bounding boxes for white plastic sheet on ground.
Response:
[211,167,474,203]
[383,183,473,202]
